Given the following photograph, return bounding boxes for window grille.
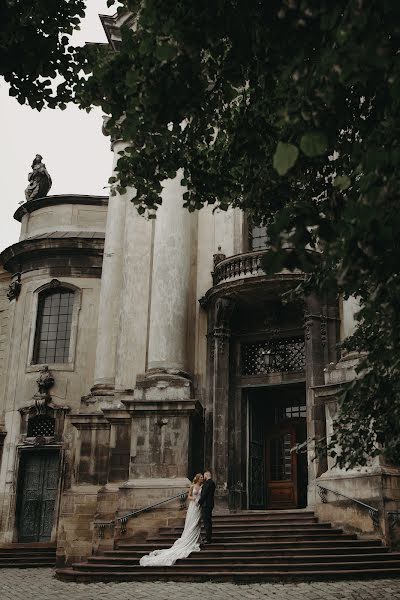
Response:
[241,336,305,376]
[33,289,74,364]
[27,414,55,438]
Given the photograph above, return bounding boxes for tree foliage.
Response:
[0,0,86,109]
[4,0,400,468]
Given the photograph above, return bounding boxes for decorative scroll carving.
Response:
[214,297,235,330]
[25,155,52,201]
[304,310,312,341]
[388,511,400,533]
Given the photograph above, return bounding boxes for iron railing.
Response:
[317,483,379,529]
[94,491,188,538]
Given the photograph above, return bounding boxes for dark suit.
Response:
[198,478,216,543]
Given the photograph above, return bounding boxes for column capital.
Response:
[214,296,235,331]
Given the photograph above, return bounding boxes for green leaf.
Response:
[273,142,299,175]
[333,175,351,190]
[300,131,328,157]
[155,44,177,62]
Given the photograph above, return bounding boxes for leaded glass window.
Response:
[33,289,74,364]
[249,223,269,250]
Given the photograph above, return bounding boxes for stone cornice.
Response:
[99,11,135,49]
[14,194,108,222]
[0,234,105,274]
[199,271,304,309]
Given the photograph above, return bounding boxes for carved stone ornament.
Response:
[320,314,327,347]
[49,278,61,288]
[24,435,48,447]
[214,296,235,330]
[25,155,52,201]
[304,310,312,341]
[213,246,226,268]
[31,366,55,417]
[7,273,21,301]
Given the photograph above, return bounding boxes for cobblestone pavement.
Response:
[1,569,400,600]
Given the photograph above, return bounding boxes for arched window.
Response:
[33,288,74,364]
[248,222,269,250]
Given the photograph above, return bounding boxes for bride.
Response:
[139,473,203,567]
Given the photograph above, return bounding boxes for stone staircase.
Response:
[56,510,400,582]
[0,543,56,568]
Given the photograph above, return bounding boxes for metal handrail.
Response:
[94,491,188,538]
[317,483,379,529]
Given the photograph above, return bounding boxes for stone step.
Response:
[105,545,388,558]
[0,558,56,569]
[0,555,56,561]
[211,512,316,521]
[72,558,400,572]
[147,532,355,543]
[0,543,56,552]
[159,521,324,532]
[0,543,56,568]
[159,521,328,532]
[87,552,399,566]
[55,566,400,583]
[117,538,380,551]
[57,509,395,582]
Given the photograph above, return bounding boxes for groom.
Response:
[198,470,216,544]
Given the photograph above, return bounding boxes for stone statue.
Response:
[24,154,52,201]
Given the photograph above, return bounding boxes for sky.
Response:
[0,1,115,251]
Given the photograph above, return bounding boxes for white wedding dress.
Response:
[139,488,201,567]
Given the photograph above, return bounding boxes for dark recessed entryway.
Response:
[248,383,307,510]
[17,450,60,542]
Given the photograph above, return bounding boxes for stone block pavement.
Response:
[1,570,400,600]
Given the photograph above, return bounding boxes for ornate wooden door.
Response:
[17,451,59,542]
[266,426,298,509]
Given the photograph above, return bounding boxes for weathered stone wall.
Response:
[0,195,107,546]
[18,195,108,241]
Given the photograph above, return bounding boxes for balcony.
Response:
[212,249,270,286]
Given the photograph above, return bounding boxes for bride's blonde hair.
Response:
[192,473,203,484]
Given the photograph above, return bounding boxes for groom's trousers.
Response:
[201,506,213,542]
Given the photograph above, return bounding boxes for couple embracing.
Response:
[140,471,216,567]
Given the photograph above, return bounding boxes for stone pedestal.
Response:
[314,353,400,546]
[118,373,203,529]
[125,372,203,480]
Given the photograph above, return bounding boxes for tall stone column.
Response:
[147,172,192,373]
[114,200,153,391]
[211,296,235,512]
[93,141,128,390]
[120,172,201,515]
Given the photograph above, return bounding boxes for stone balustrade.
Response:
[212,249,268,286]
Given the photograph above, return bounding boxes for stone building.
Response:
[0,9,400,568]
